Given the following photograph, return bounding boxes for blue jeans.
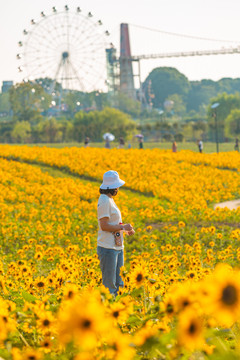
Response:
[97,246,124,296]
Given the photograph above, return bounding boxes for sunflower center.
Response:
[82,319,91,328]
[183,300,190,307]
[43,319,50,326]
[188,322,197,334]
[166,303,174,314]
[221,285,238,306]
[68,291,73,298]
[37,281,44,288]
[113,311,119,318]
[136,274,143,282]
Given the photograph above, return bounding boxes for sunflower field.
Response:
[0,145,240,360]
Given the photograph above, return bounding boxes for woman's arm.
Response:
[99,217,133,232]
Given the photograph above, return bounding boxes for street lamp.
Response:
[211,102,220,153]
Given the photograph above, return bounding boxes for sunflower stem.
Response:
[216,335,228,352]
[143,287,146,315]
[18,330,30,347]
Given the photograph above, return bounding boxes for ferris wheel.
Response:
[17,5,111,93]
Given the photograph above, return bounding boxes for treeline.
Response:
[0,107,137,144]
[144,67,240,114]
[1,68,240,143]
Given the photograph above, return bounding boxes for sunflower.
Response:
[130,265,148,288]
[34,277,46,290]
[206,264,240,326]
[34,252,43,260]
[162,295,175,317]
[108,302,129,325]
[58,290,110,349]
[37,311,56,334]
[63,283,79,300]
[177,309,204,351]
[22,348,42,360]
[40,337,52,353]
[106,328,135,360]
[178,221,185,228]
[133,320,158,346]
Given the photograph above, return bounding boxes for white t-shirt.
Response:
[97,194,124,250]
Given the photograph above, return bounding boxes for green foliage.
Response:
[11,121,31,143]
[166,93,186,116]
[63,90,109,115]
[35,117,63,143]
[0,92,11,113]
[112,92,141,117]
[35,77,62,93]
[225,109,240,138]
[74,107,137,142]
[187,80,216,113]
[144,67,190,108]
[207,93,240,141]
[9,82,51,122]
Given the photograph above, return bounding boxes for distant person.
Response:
[198,140,203,153]
[172,141,177,153]
[128,143,132,149]
[84,137,90,147]
[139,138,143,149]
[119,137,125,149]
[105,136,111,149]
[234,138,239,152]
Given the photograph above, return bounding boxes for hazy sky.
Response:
[1,0,240,91]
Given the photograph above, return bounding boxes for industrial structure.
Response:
[106,23,240,103]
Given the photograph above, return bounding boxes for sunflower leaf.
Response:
[22,291,37,303]
[126,314,142,326]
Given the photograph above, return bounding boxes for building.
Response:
[1,81,13,93]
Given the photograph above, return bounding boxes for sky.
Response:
[1,0,240,92]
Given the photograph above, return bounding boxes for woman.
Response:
[97,170,135,296]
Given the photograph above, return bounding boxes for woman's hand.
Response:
[127,229,135,236]
[123,223,133,232]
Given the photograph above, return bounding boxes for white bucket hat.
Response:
[100,170,125,189]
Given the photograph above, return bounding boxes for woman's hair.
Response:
[99,188,118,196]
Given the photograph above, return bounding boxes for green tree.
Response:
[207,92,240,141]
[35,77,62,94]
[143,67,190,108]
[36,118,62,143]
[11,121,31,143]
[113,92,141,117]
[63,90,109,116]
[74,107,137,142]
[166,94,186,116]
[225,109,240,138]
[217,78,240,94]
[9,82,51,122]
[0,92,11,113]
[58,119,74,142]
[187,81,216,113]
[64,91,85,116]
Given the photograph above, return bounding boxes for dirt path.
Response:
[214,199,240,210]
